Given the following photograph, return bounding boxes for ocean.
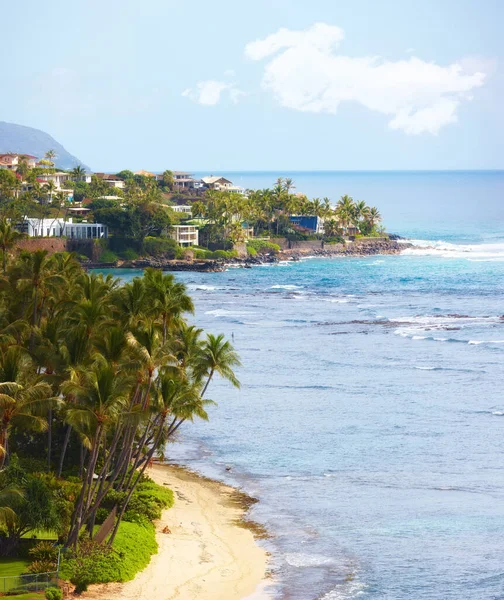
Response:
[100,171,504,599]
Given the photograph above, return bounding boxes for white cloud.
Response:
[245,23,487,134]
[182,80,245,106]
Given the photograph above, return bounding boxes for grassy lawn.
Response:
[0,594,45,600]
[0,557,30,577]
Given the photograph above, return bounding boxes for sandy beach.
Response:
[85,463,269,600]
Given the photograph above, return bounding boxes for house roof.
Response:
[201,176,232,185]
[95,173,123,181]
[134,170,156,177]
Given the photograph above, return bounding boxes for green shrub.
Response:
[246,240,281,254]
[192,249,237,260]
[246,246,257,256]
[28,541,58,562]
[194,249,210,259]
[143,236,178,258]
[98,250,118,263]
[119,248,139,260]
[27,559,57,574]
[45,587,63,600]
[60,521,158,589]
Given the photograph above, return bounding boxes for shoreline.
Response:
[85,239,411,271]
[85,463,271,600]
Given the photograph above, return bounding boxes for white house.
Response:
[37,172,71,189]
[20,218,108,239]
[171,205,193,215]
[169,225,198,247]
[201,176,244,194]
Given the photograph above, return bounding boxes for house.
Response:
[171,205,193,215]
[169,225,199,247]
[289,216,325,234]
[37,171,71,188]
[172,172,202,190]
[0,153,38,170]
[201,176,244,193]
[95,173,125,189]
[19,217,108,239]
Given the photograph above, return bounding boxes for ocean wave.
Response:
[402,239,504,260]
[284,552,334,568]
[205,309,254,317]
[270,284,301,290]
[320,580,366,600]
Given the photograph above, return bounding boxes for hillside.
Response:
[0,121,90,170]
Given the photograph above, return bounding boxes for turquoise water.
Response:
[100,171,504,599]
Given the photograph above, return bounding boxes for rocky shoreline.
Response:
[84,240,412,272]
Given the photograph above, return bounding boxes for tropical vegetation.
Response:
[0,237,240,591]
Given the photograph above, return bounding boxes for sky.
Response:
[1,0,503,171]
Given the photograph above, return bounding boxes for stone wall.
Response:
[16,238,67,254]
[16,238,100,259]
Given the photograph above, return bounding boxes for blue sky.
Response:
[2,0,502,171]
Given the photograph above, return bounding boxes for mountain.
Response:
[0,121,90,171]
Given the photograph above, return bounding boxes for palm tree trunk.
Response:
[108,422,165,547]
[58,424,72,477]
[47,408,52,471]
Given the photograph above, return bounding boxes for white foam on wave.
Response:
[284,553,334,568]
[468,340,504,345]
[320,581,366,600]
[270,284,301,290]
[492,411,504,416]
[205,309,253,317]
[401,239,504,260]
[322,298,349,304]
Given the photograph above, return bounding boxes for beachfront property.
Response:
[169,224,199,246]
[0,153,38,170]
[19,217,108,239]
[95,173,126,189]
[289,215,325,234]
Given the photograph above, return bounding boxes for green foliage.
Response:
[116,170,135,181]
[60,521,158,590]
[246,240,281,254]
[45,588,63,600]
[143,236,178,258]
[193,249,238,260]
[28,541,58,562]
[27,558,57,573]
[119,248,139,261]
[246,246,257,257]
[98,250,118,263]
[99,479,173,525]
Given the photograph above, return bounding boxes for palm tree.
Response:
[62,358,133,547]
[143,268,194,343]
[44,150,57,166]
[0,346,54,468]
[336,195,355,234]
[367,206,382,228]
[195,333,241,396]
[71,166,86,182]
[0,218,24,273]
